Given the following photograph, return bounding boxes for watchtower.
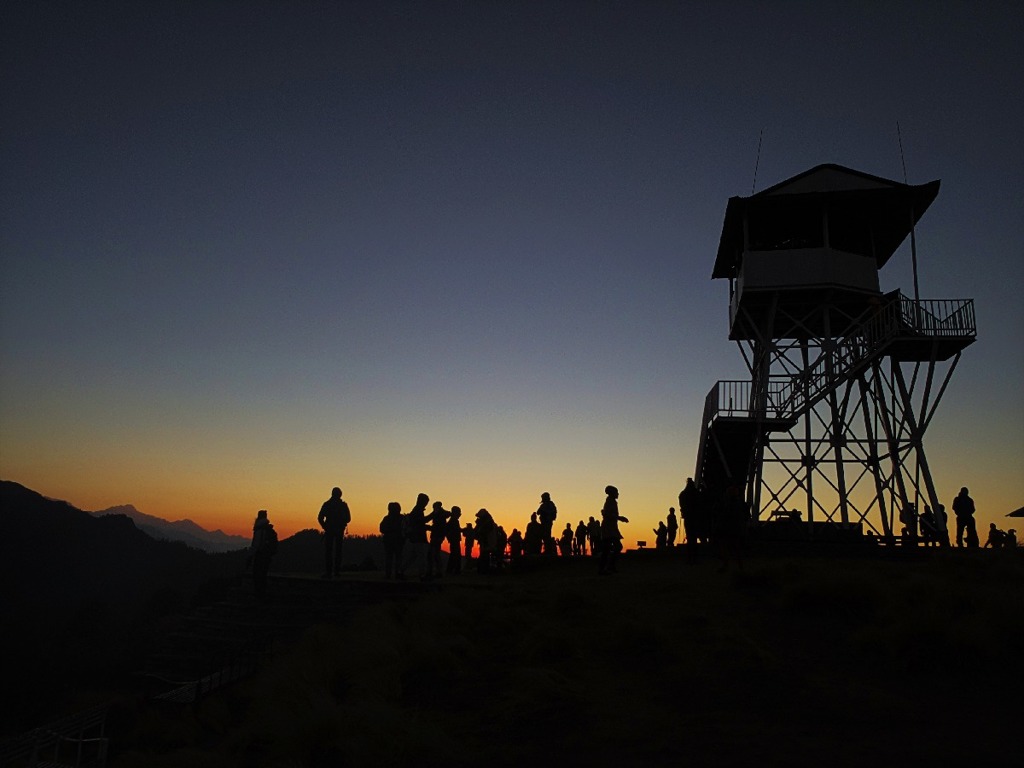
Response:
[695,164,976,542]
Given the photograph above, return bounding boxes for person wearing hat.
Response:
[598,485,629,575]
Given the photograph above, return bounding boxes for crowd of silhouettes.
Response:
[247,478,1011,601]
[365,488,637,580]
[893,487,1012,550]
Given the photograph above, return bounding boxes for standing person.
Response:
[952,487,978,548]
[446,507,463,575]
[653,521,668,549]
[475,509,498,574]
[574,520,588,556]
[936,504,951,546]
[495,525,508,569]
[425,501,449,579]
[559,523,574,556]
[508,528,524,560]
[318,487,351,578]
[462,519,475,564]
[403,493,430,579]
[587,516,601,557]
[379,502,405,579]
[249,510,277,603]
[679,478,699,561]
[537,492,558,555]
[524,513,543,556]
[598,485,629,575]
[666,507,679,548]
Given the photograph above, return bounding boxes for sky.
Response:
[2,1,1022,543]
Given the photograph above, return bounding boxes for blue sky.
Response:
[2,1,1021,539]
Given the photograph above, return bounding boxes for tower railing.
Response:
[700,379,794,422]
[701,294,976,428]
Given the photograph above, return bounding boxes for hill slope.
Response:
[110,549,1024,767]
[0,480,248,734]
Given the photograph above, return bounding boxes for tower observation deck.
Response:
[694,164,975,543]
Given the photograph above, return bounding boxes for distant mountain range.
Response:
[91,504,250,553]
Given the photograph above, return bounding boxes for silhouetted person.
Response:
[919,505,940,547]
[666,507,678,548]
[508,528,524,560]
[402,493,429,579]
[936,504,951,546]
[524,513,543,556]
[559,523,574,556]
[953,487,977,548]
[475,509,498,574]
[1007,529,1018,548]
[380,502,405,579]
[462,520,475,563]
[445,507,463,574]
[537,492,558,555]
[900,503,919,547]
[425,501,449,579]
[598,485,628,575]
[318,487,351,578]
[587,516,601,556]
[679,478,699,561]
[496,525,508,567]
[715,485,749,572]
[574,520,587,556]
[249,509,277,603]
[984,523,1006,549]
[654,521,668,549]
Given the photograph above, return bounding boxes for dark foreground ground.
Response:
[33,547,1024,767]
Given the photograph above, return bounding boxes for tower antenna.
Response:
[897,121,921,303]
[751,127,764,194]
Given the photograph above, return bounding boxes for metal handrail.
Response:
[701,294,976,426]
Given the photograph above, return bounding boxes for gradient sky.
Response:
[2,1,1022,543]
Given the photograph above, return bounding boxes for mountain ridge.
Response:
[91,503,250,552]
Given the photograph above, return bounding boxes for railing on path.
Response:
[0,704,108,768]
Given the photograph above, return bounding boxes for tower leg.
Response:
[892,361,948,547]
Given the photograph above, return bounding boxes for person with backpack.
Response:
[318,486,352,578]
[536,492,558,555]
[250,509,277,603]
[474,509,498,574]
[402,493,430,580]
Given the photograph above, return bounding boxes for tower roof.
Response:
[712,164,941,279]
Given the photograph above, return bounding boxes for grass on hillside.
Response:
[111,549,1023,768]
